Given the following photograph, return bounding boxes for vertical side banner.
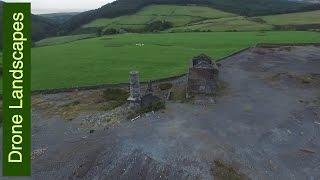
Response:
[3,3,31,176]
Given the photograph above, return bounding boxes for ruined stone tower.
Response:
[127,71,141,104]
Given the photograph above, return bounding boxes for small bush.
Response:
[247,17,266,24]
[145,20,173,32]
[158,83,173,91]
[102,28,120,35]
[97,28,103,36]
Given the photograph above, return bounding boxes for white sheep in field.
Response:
[135,43,145,47]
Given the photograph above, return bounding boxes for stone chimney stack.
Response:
[127,71,141,104]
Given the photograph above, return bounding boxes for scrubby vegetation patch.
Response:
[158,82,173,91]
[127,99,165,119]
[211,160,249,180]
[103,88,129,110]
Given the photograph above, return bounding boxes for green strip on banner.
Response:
[2,3,31,176]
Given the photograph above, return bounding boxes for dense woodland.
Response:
[31,15,60,42]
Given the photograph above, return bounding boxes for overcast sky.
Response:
[5,0,116,14]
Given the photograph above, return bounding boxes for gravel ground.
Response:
[1,45,320,180]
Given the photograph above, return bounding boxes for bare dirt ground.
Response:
[1,45,320,180]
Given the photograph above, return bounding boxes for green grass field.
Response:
[1,31,319,92]
[261,10,320,25]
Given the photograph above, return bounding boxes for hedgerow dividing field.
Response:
[169,17,273,32]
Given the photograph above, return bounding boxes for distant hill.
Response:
[83,5,236,29]
[30,15,60,42]
[63,0,320,33]
[0,1,60,50]
[81,5,271,33]
[39,12,80,24]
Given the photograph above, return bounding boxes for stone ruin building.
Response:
[127,54,219,105]
[186,54,219,97]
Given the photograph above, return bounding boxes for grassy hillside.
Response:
[64,0,319,33]
[82,5,320,33]
[83,5,235,29]
[0,31,319,91]
[261,10,320,25]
